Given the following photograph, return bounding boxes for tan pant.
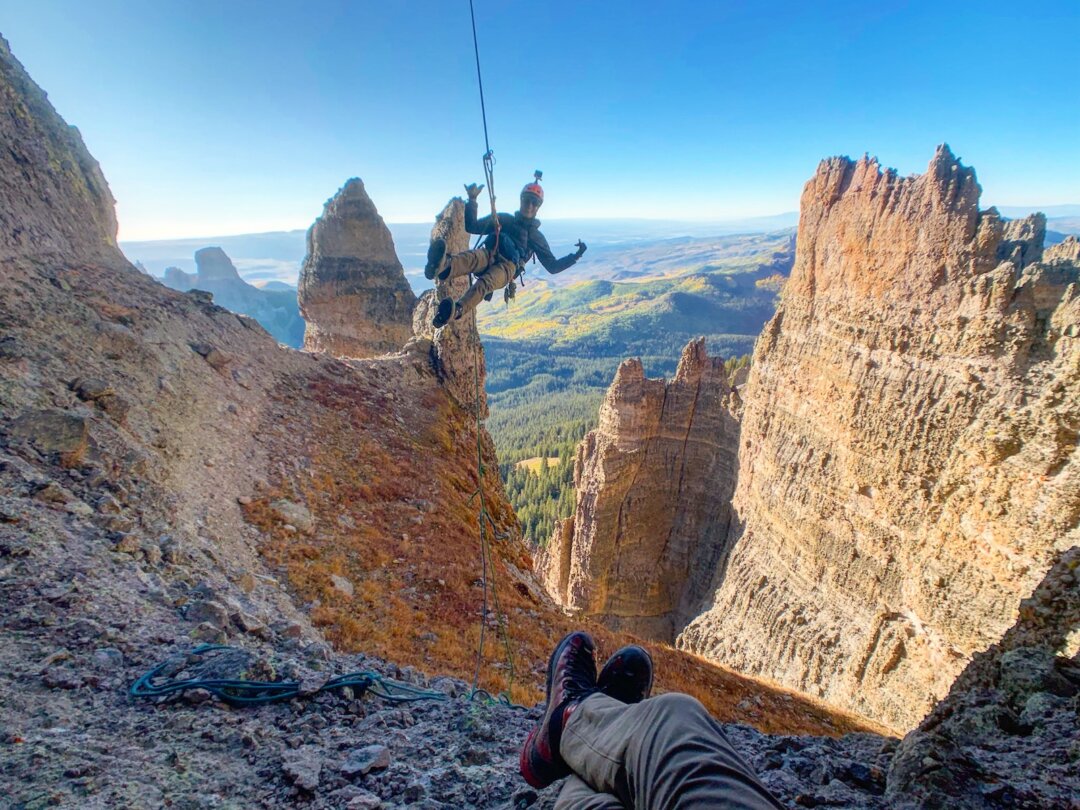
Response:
[557,693,784,810]
[443,248,517,316]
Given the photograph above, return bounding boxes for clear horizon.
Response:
[2,1,1078,241]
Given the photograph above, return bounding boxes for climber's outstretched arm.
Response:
[533,233,587,274]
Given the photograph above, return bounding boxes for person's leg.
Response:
[432,249,500,327]
[554,775,626,810]
[455,260,514,316]
[441,247,490,281]
[560,692,784,810]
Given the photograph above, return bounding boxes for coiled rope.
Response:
[130,645,449,706]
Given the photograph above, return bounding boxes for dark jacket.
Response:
[465,199,580,274]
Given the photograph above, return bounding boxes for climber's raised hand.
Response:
[575,240,588,258]
[465,183,484,200]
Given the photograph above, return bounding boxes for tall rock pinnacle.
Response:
[536,338,741,640]
[679,147,1080,730]
[411,198,488,420]
[194,247,244,283]
[298,179,417,358]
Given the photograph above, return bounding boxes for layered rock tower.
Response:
[536,338,741,639]
[298,179,416,358]
[679,147,1080,729]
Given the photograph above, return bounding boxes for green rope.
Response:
[466,338,520,709]
[130,645,449,707]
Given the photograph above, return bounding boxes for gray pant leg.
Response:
[555,775,627,810]
[457,260,514,315]
[560,693,784,810]
[445,247,490,280]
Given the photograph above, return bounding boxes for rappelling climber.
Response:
[426,173,587,328]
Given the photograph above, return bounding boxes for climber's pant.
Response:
[557,692,784,810]
[443,248,516,316]
[555,776,625,809]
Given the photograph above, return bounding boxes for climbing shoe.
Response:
[519,631,598,789]
[597,644,653,704]
[424,238,447,280]
[432,298,454,328]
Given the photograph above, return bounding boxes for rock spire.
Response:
[194,247,244,283]
[536,338,741,640]
[411,198,489,419]
[298,179,417,358]
[679,146,1080,730]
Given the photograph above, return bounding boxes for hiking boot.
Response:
[424,238,447,280]
[597,644,653,704]
[432,298,454,328]
[519,631,598,788]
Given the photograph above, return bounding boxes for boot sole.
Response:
[597,645,654,704]
[432,298,454,328]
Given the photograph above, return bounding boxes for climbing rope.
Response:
[468,0,502,259]
[130,645,449,707]
[463,0,520,709]
[465,341,520,708]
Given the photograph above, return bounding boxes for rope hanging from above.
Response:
[469,0,501,257]
[465,0,517,706]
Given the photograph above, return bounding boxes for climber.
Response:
[520,631,785,809]
[425,174,587,328]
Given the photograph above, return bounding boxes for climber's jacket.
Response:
[465,199,581,274]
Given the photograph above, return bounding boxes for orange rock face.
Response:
[679,147,1080,730]
[536,338,742,640]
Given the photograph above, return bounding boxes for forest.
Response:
[480,231,792,546]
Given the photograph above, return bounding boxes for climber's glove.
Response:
[465,183,484,200]
[574,240,588,258]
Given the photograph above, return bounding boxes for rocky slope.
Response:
[884,545,1080,808]
[298,179,417,358]
[679,147,1080,730]
[160,246,305,346]
[0,34,887,809]
[0,36,116,263]
[536,338,741,640]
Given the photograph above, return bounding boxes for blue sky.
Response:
[2,0,1077,240]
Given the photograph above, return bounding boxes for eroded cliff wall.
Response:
[536,338,741,640]
[680,147,1080,730]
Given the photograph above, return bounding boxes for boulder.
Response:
[9,410,89,459]
[269,499,315,535]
